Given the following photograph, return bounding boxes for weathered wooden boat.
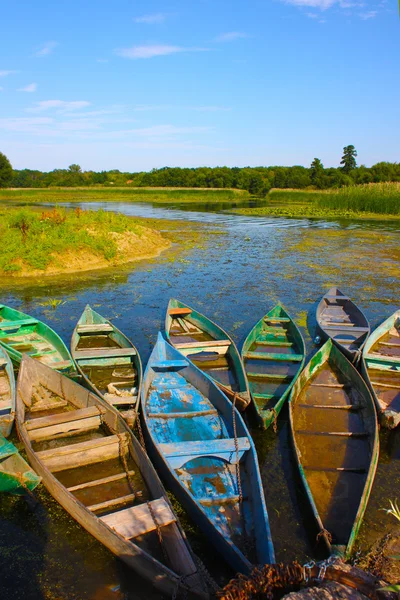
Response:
[362,310,400,429]
[0,433,41,493]
[289,339,379,558]
[0,346,16,437]
[0,304,75,374]
[165,299,251,412]
[16,355,207,599]
[316,288,370,363]
[141,333,275,574]
[71,305,142,428]
[242,305,305,429]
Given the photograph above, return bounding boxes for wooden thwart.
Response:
[26,406,105,441]
[168,308,192,316]
[67,470,136,492]
[104,393,138,406]
[74,347,137,359]
[88,494,136,513]
[296,430,368,438]
[148,409,218,419]
[100,497,176,539]
[174,339,231,350]
[77,323,113,334]
[244,351,303,362]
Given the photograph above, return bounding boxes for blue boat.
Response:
[141,333,275,574]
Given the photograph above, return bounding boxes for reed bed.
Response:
[316,183,400,215]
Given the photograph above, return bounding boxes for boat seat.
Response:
[365,353,400,364]
[100,497,176,539]
[25,406,105,441]
[36,433,129,472]
[157,437,251,469]
[50,360,74,370]
[0,358,8,367]
[168,307,192,316]
[74,347,136,359]
[151,359,188,372]
[263,317,290,323]
[324,295,351,301]
[323,325,369,332]
[243,351,303,362]
[0,318,38,329]
[147,409,218,420]
[103,393,138,406]
[174,339,231,351]
[77,323,113,334]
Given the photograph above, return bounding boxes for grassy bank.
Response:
[0,187,249,204]
[234,183,400,219]
[0,207,170,277]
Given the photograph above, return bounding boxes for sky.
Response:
[0,0,399,172]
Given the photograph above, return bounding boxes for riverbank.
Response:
[0,207,172,277]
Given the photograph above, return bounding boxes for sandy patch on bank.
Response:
[3,226,170,278]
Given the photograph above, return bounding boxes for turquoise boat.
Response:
[289,339,379,558]
[362,310,400,429]
[0,346,16,437]
[0,434,40,494]
[141,333,275,574]
[0,304,74,374]
[71,305,142,428]
[165,299,251,412]
[242,305,305,429]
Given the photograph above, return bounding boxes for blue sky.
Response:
[0,0,398,171]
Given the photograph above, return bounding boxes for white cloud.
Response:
[0,117,54,134]
[33,41,57,57]
[283,0,336,9]
[359,9,378,17]
[27,100,91,113]
[18,83,38,93]
[215,32,249,42]
[134,13,168,24]
[115,45,208,59]
[0,70,17,77]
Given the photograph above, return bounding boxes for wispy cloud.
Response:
[33,41,57,57]
[359,9,378,17]
[0,70,18,77]
[115,45,208,59]
[215,32,249,42]
[27,100,91,113]
[283,0,367,9]
[132,104,230,112]
[306,11,327,20]
[18,83,38,93]
[134,13,168,24]
[130,125,211,137]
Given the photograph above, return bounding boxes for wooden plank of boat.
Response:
[0,346,16,438]
[0,433,41,493]
[165,299,251,412]
[289,339,379,559]
[141,333,275,575]
[242,305,306,429]
[71,305,143,429]
[316,288,370,363]
[0,304,75,375]
[16,355,207,599]
[361,310,400,429]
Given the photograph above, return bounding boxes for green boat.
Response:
[362,310,400,429]
[165,298,251,412]
[71,305,142,428]
[0,434,40,494]
[0,304,74,374]
[242,305,305,429]
[289,339,379,558]
[0,346,16,437]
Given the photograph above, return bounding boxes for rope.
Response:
[270,408,278,434]
[316,527,333,544]
[232,393,243,503]
[193,553,221,594]
[351,348,362,366]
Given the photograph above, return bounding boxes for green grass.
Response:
[0,186,249,204]
[0,207,146,273]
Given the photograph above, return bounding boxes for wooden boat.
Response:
[0,304,75,374]
[16,355,207,599]
[289,339,379,558]
[165,299,251,412]
[242,305,305,429]
[0,346,16,437]
[316,288,370,363]
[71,305,142,428]
[362,310,400,429]
[0,433,41,493]
[141,333,275,574]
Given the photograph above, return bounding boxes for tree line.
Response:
[1,146,400,196]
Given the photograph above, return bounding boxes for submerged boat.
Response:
[0,346,16,437]
[0,434,41,493]
[242,305,305,429]
[289,339,379,558]
[165,299,251,412]
[16,355,207,599]
[71,305,142,428]
[0,304,74,374]
[362,310,400,429]
[316,288,370,363]
[141,333,275,574]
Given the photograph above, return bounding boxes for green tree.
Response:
[0,152,13,188]
[310,158,324,188]
[340,145,357,173]
[68,164,82,173]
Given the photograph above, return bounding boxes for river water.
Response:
[0,199,399,599]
